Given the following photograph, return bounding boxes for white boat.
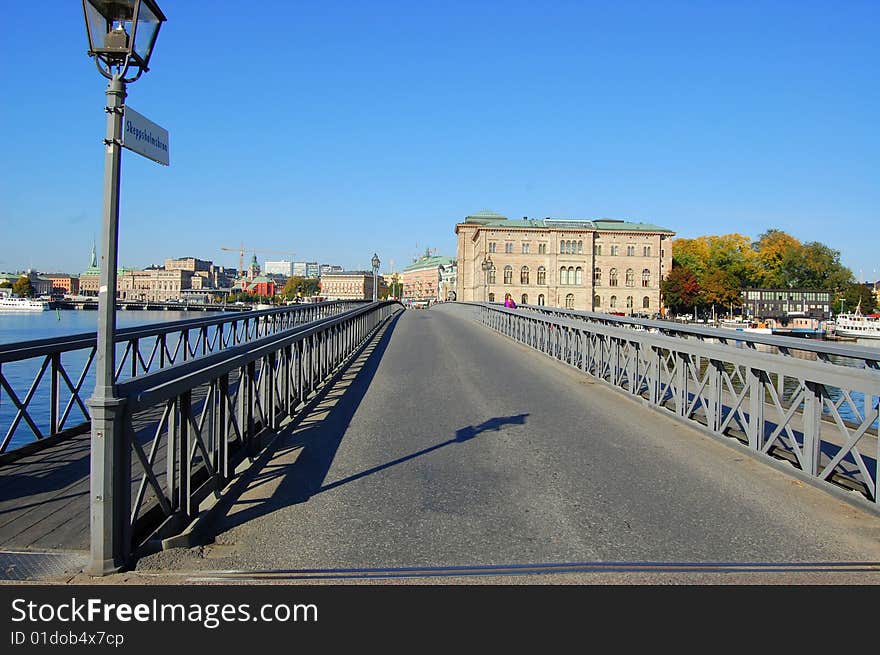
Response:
[0,296,50,311]
[833,310,880,339]
[719,319,772,334]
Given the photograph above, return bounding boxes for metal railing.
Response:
[98,300,402,570]
[0,301,367,454]
[476,303,880,508]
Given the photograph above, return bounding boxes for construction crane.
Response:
[220,243,296,276]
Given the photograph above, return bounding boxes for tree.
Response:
[280,276,319,301]
[661,266,702,315]
[0,280,11,289]
[700,268,742,311]
[12,276,32,298]
[753,229,802,288]
[836,283,877,315]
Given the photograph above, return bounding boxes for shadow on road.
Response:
[202,311,529,538]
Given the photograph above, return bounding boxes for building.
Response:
[401,250,456,303]
[319,264,344,276]
[305,262,321,279]
[265,260,294,276]
[319,271,380,300]
[439,261,458,301]
[43,274,80,296]
[742,289,832,320]
[455,210,674,313]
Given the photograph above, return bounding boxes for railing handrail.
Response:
[119,301,398,410]
[459,301,880,365]
[0,300,368,363]
[479,303,880,393]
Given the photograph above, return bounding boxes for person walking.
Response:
[504,293,517,308]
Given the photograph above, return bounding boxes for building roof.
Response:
[403,255,457,272]
[458,212,674,234]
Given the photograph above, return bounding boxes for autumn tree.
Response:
[661,266,702,315]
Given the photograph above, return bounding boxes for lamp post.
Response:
[481,255,494,302]
[371,253,380,302]
[82,0,166,575]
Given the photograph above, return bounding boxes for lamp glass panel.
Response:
[133,1,162,64]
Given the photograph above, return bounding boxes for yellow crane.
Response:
[220,243,296,276]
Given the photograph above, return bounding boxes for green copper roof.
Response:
[403,255,456,272]
[463,209,508,224]
[460,212,673,233]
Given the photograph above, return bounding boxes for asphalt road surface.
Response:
[122,303,880,584]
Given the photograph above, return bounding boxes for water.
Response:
[0,308,236,451]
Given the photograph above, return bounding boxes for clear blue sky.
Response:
[1,1,877,279]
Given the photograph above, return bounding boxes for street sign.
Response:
[121,106,169,166]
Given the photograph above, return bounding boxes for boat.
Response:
[833,308,880,339]
[719,318,772,334]
[0,296,50,311]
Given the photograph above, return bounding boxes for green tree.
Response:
[12,276,32,298]
[0,280,11,289]
[280,276,320,300]
[661,266,702,315]
[836,283,877,315]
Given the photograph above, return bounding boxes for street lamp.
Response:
[481,255,494,302]
[82,0,166,576]
[371,253,380,302]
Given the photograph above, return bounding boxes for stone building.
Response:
[455,210,674,314]
[401,251,456,303]
[319,271,381,300]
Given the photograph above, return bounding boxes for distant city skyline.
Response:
[1,2,877,279]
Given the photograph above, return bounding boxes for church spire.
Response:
[89,240,97,268]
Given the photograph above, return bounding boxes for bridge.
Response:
[1,301,879,584]
[53,298,252,312]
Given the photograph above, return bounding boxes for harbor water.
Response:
[0,309,236,452]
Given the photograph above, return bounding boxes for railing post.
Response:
[802,381,823,477]
[748,367,765,451]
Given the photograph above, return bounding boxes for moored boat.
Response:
[833,311,880,339]
[0,296,50,311]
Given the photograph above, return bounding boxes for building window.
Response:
[538,243,547,254]
[594,267,601,285]
[643,245,651,257]
[505,242,513,253]
[609,268,618,287]
[568,266,575,285]
[565,294,575,309]
[577,240,583,254]
[642,269,651,287]
[487,269,496,284]
[594,294,601,308]
[504,265,513,284]
[560,267,568,285]
[489,292,495,302]
[611,245,619,256]
[522,243,530,254]
[559,241,565,254]
[520,266,530,285]
[594,244,602,256]
[625,268,634,287]
[521,294,528,305]
[575,267,583,285]
[610,295,617,308]
[643,296,650,309]
[626,296,633,309]
[538,294,545,306]
[627,245,635,256]
[489,242,496,253]
[537,266,546,285]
